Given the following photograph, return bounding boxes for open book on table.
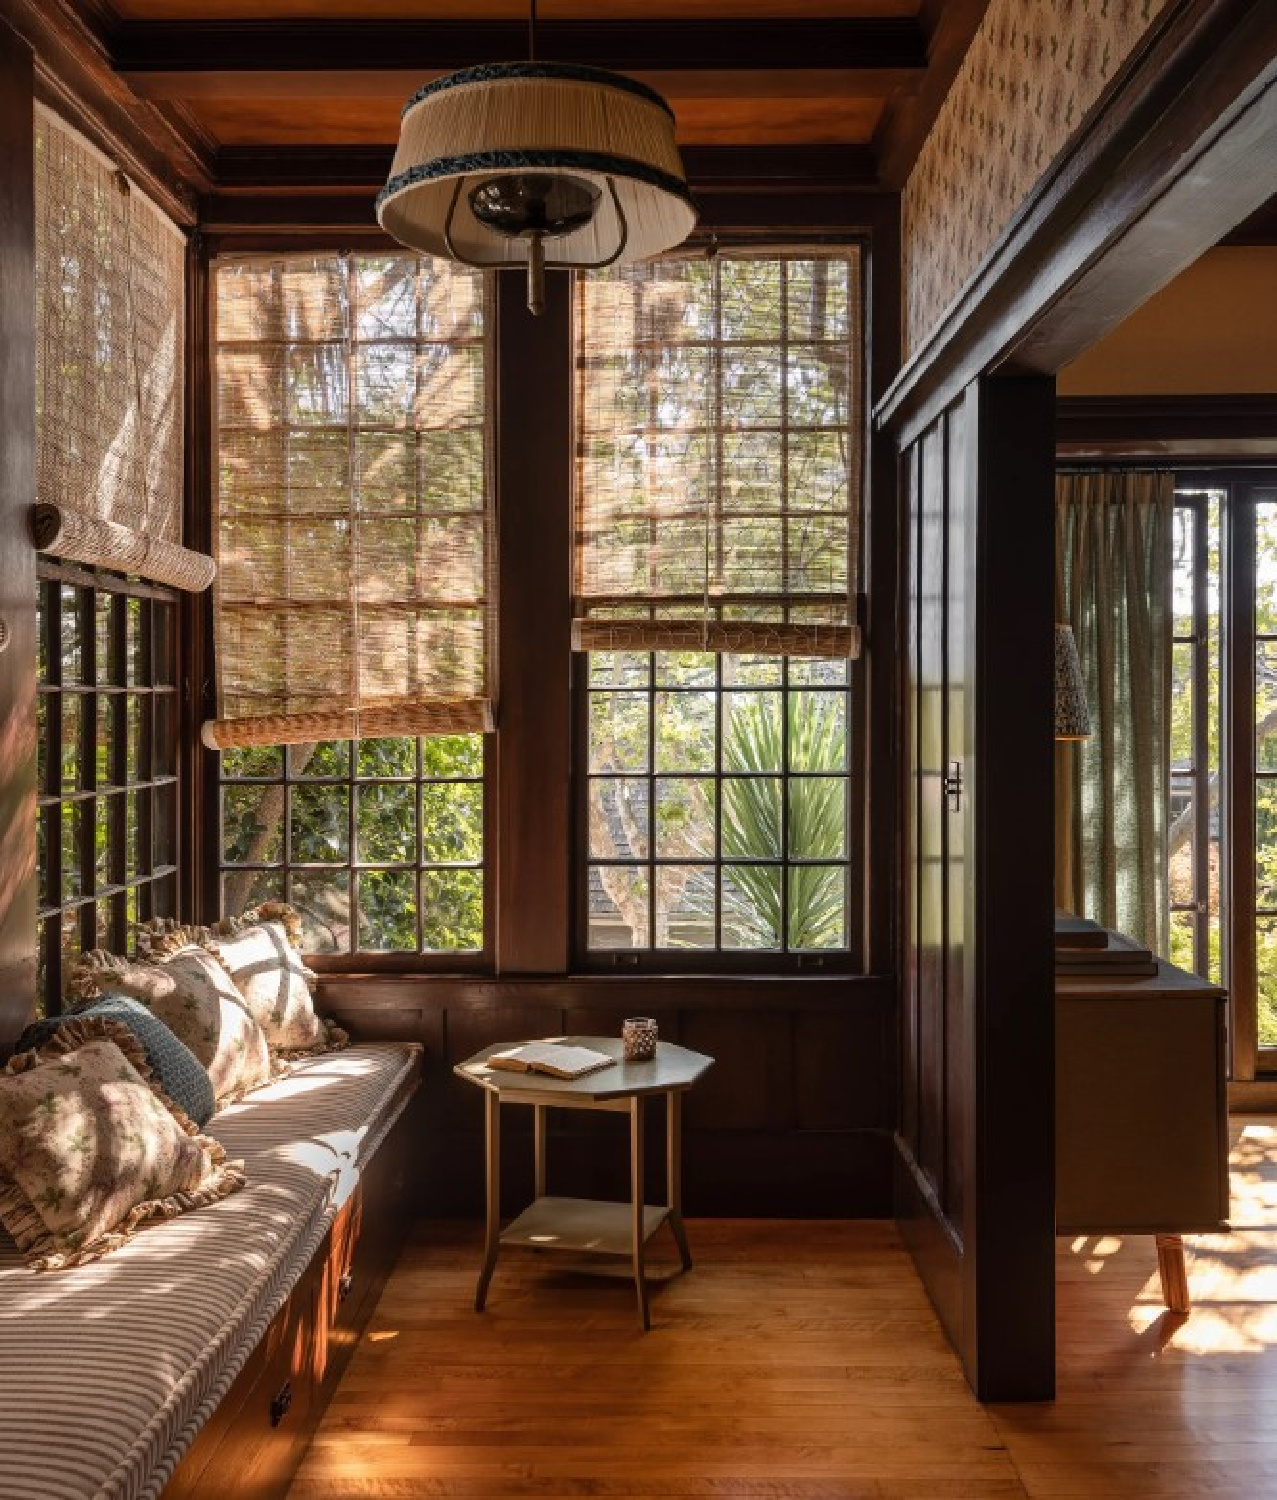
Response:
[486,1041,617,1080]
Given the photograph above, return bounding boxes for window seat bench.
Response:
[0,1040,424,1500]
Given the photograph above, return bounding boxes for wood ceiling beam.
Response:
[873,0,990,190]
[111,17,928,89]
[124,65,916,103]
[0,0,213,221]
[211,142,881,192]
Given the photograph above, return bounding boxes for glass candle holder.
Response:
[622,1017,659,1062]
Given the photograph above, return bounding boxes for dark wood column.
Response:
[964,372,1056,1401]
[493,270,573,973]
[0,19,38,1049]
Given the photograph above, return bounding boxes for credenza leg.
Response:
[1156,1233,1190,1313]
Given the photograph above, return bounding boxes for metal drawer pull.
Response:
[338,1269,354,1302]
[269,1380,293,1428]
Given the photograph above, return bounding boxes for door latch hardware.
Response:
[942,761,963,813]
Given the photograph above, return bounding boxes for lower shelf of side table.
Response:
[500,1196,670,1255]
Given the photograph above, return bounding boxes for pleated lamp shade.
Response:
[1055,623,1092,740]
[377,63,696,277]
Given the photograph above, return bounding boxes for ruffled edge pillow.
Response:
[68,946,275,1103]
[0,1019,245,1271]
[16,994,217,1129]
[141,904,348,1059]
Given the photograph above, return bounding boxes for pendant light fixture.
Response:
[376,0,696,313]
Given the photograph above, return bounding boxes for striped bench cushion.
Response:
[0,1041,422,1500]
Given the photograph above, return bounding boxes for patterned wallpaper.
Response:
[904,0,1171,355]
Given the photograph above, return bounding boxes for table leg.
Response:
[631,1094,650,1331]
[533,1104,546,1200]
[475,1088,501,1312]
[666,1089,692,1271]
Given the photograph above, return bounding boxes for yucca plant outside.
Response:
[719,691,847,949]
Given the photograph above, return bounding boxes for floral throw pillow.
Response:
[16,995,216,1128]
[0,1027,245,1271]
[70,946,273,1103]
[142,905,348,1057]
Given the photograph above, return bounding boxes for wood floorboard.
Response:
[290,1120,1277,1500]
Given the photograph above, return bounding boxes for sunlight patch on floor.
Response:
[1118,1118,1277,1350]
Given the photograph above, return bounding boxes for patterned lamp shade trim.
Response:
[1055,623,1092,740]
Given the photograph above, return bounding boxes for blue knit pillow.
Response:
[17,995,217,1128]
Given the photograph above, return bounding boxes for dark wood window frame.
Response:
[1170,487,1216,981]
[207,251,495,973]
[575,649,858,972]
[1059,459,1277,1082]
[195,226,879,979]
[1216,467,1277,1081]
[218,735,492,967]
[37,558,182,1013]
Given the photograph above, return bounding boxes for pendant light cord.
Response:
[528,0,537,61]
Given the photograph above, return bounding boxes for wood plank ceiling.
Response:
[71,0,992,194]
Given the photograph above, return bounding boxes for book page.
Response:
[487,1042,616,1078]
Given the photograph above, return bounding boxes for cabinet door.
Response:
[1057,993,1229,1233]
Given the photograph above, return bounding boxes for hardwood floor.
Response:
[996,1118,1277,1500]
[290,1121,1277,1499]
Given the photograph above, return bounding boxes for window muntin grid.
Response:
[218,735,485,956]
[36,568,180,1015]
[582,650,852,960]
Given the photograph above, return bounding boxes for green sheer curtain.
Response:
[1055,470,1174,953]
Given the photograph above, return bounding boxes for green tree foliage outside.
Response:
[719,692,847,949]
[220,734,483,954]
[586,650,849,951]
[1167,494,1277,1046]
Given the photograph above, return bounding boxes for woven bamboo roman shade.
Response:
[573,249,862,658]
[204,254,493,751]
[33,106,209,592]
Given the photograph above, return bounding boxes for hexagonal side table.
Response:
[455,1036,714,1330]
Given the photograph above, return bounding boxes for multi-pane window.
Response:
[574,250,861,656]
[220,735,484,956]
[575,248,861,964]
[1169,490,1222,985]
[583,650,851,958]
[36,568,180,1012]
[212,252,491,958]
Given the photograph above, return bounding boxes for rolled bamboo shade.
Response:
[573,249,863,659]
[33,106,208,591]
[205,253,494,751]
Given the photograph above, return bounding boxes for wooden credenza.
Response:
[1056,956,1229,1310]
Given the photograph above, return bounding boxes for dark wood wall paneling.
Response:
[893,377,1056,1401]
[0,20,38,1053]
[316,975,895,1217]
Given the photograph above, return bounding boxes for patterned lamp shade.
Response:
[1055,623,1092,740]
[377,63,697,312]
